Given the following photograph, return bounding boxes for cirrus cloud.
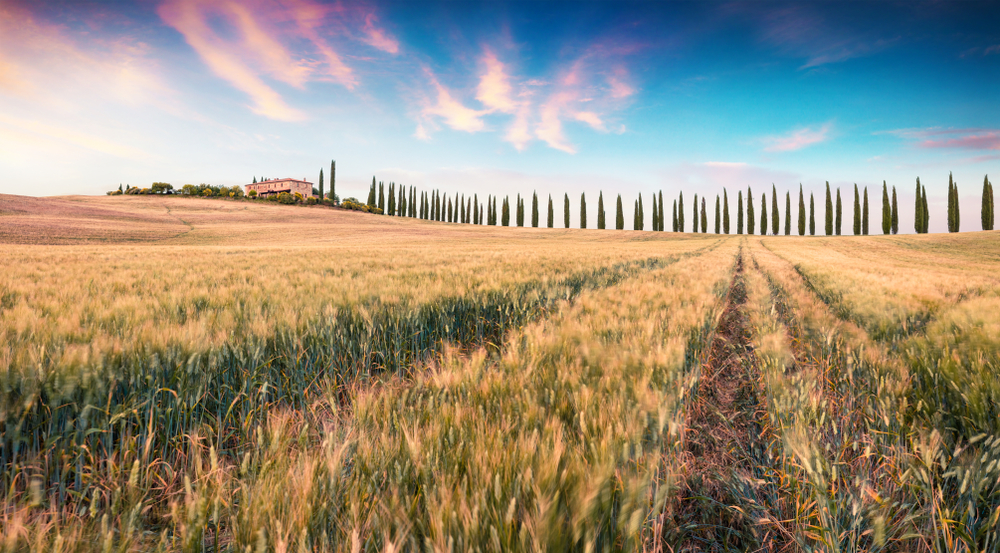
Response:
[762,122,833,152]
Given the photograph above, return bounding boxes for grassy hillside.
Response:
[1,194,998,552]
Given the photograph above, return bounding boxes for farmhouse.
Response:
[245,178,314,198]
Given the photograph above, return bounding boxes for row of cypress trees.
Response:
[346,174,996,234]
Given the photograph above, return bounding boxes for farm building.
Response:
[245,178,314,198]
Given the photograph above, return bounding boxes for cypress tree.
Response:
[658,191,665,232]
[835,187,842,235]
[368,177,376,207]
[701,198,707,233]
[672,200,678,232]
[863,187,870,235]
[319,168,324,201]
[633,200,639,230]
[616,195,624,230]
[468,198,472,223]
[984,175,994,231]
[547,195,554,228]
[597,192,606,229]
[824,182,833,236]
[639,194,645,230]
[723,189,730,234]
[922,186,929,233]
[891,186,899,234]
[388,182,395,216]
[771,185,779,235]
[915,178,923,233]
[715,195,721,234]
[331,161,336,202]
[882,182,891,235]
[678,192,685,232]
[252,177,257,184]
[737,191,744,234]
[564,194,570,228]
[580,193,587,229]
[784,191,791,235]
[502,197,510,226]
[399,185,405,216]
[809,193,816,235]
[747,187,755,235]
[692,193,698,234]
[532,192,539,227]
[448,197,453,223]
[952,176,960,232]
[473,194,479,224]
[517,195,524,227]
[378,182,385,213]
[760,192,767,235]
[798,185,806,236]
[652,194,660,232]
[853,184,861,235]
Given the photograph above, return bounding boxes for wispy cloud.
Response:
[0,113,150,159]
[883,127,1000,151]
[762,122,833,152]
[158,0,398,121]
[753,6,897,69]
[421,71,486,133]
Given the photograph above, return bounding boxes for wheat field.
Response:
[1,194,999,552]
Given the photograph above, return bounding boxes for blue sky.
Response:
[1,0,998,232]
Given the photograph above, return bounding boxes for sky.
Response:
[1,0,998,233]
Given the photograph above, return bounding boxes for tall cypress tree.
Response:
[723,188,730,234]
[564,194,570,228]
[580,193,587,229]
[378,182,385,213]
[951,176,960,232]
[784,191,791,235]
[921,186,929,233]
[760,192,767,235]
[915,178,923,233]
[633,200,640,230]
[891,186,899,234]
[809,193,816,235]
[319,168,324,201]
[473,194,479,224]
[882,182,891,235]
[388,182,395,216]
[639,194,645,230]
[678,192,685,232]
[715,195,721,234]
[597,192,606,229]
[517,195,524,227]
[984,175,994,231]
[747,187,755,235]
[652,195,659,231]
[692,193,698,234]
[771,184,779,235]
[658,191,665,232]
[616,195,624,229]
[863,187,870,235]
[701,198,708,233]
[853,184,861,235]
[368,177,376,207]
[547,195,554,228]
[448,197,454,223]
[835,187,842,235]
[737,191,744,234]
[330,161,336,202]
[824,182,833,236]
[798,185,806,236]
[502,197,510,226]
[672,200,678,232]
[399,185,405,216]
[532,192,539,227]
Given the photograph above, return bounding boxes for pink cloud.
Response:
[607,76,634,99]
[476,51,517,113]
[536,92,576,154]
[763,122,832,152]
[920,131,1000,151]
[422,73,486,133]
[361,13,399,54]
[574,111,605,131]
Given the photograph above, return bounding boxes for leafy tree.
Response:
[616,195,624,229]
[882,181,891,235]
[597,192,606,229]
[798,185,806,236]
[678,192,685,232]
[532,192,539,227]
[853,184,861,235]
[771,185,779,235]
[564,194,570,228]
[580,193,587,229]
[891,185,899,234]
[737,191,744,234]
[547,195,554,228]
[715,195,721,234]
[723,189,730,234]
[809,193,816,235]
[983,175,995,231]
[824,182,833,236]
[835,187,842,236]
[502,196,510,226]
[760,192,767,235]
[747,187,755,235]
